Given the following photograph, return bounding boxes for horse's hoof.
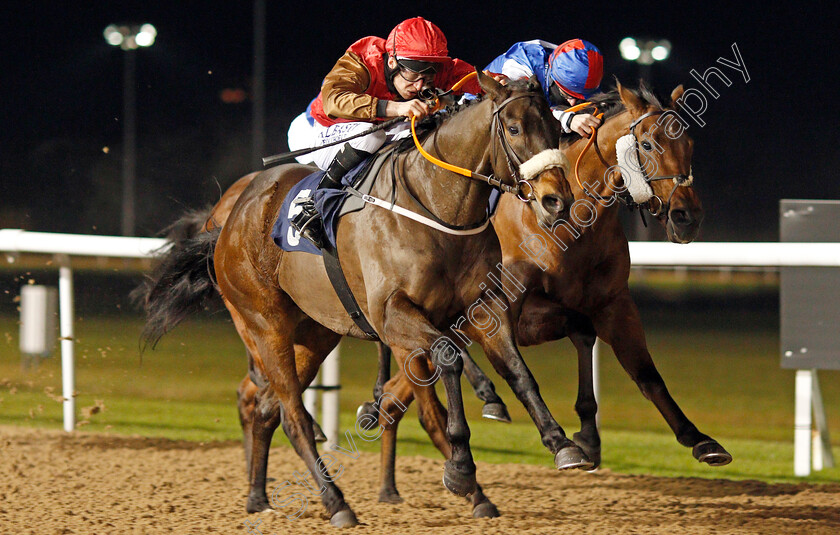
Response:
[554,445,594,471]
[573,431,602,469]
[330,508,359,528]
[693,439,733,466]
[355,401,379,431]
[312,420,327,443]
[482,402,512,423]
[442,462,476,497]
[472,501,500,518]
[245,495,272,514]
[378,490,404,504]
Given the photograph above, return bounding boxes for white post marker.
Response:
[321,345,340,449]
[304,372,319,417]
[794,370,813,476]
[57,256,75,432]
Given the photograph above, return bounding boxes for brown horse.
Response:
[354,81,733,503]
[136,73,588,526]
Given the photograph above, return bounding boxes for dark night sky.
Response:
[1,1,837,240]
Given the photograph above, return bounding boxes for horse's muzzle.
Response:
[666,207,703,243]
[534,193,573,228]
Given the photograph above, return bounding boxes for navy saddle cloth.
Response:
[271,156,377,255]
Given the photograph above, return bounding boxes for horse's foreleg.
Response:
[461,348,511,423]
[568,327,601,468]
[463,314,592,471]
[377,364,500,518]
[382,293,476,497]
[592,293,732,466]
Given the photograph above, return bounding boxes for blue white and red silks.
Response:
[485,40,558,103]
[485,39,603,104]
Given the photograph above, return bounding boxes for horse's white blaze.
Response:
[519,149,568,181]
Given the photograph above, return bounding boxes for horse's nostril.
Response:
[671,209,693,226]
[541,194,564,215]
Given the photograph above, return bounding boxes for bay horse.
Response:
[136,73,589,526]
[354,81,733,504]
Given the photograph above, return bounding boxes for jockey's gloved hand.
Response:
[386,99,432,119]
[569,113,601,138]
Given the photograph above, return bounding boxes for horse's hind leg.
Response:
[375,373,414,504]
[461,348,511,423]
[356,342,393,423]
[592,293,732,466]
[236,324,333,476]
[369,344,511,425]
[221,292,355,525]
[237,373,258,474]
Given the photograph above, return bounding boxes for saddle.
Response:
[271,146,397,339]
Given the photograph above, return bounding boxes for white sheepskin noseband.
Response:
[519,149,568,181]
[615,134,654,203]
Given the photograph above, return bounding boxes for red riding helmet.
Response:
[387,17,450,63]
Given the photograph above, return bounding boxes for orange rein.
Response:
[564,101,605,194]
[409,70,479,179]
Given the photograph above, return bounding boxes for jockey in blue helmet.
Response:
[485,38,604,137]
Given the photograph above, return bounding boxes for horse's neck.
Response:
[399,103,495,226]
[562,111,632,226]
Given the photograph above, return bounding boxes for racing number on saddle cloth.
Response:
[286,189,312,247]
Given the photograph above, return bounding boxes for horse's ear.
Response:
[526,74,541,93]
[670,85,685,107]
[477,69,506,99]
[617,80,646,115]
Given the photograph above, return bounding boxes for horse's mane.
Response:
[559,81,666,146]
[398,78,543,153]
[589,82,665,119]
[416,78,538,127]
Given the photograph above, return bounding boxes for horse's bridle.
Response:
[626,110,694,217]
[574,106,695,220]
[489,93,542,202]
[411,91,554,203]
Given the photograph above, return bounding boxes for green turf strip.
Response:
[1,313,839,484]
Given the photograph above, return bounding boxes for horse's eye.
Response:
[641,140,653,151]
[508,125,521,136]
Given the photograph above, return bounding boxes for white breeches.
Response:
[287,112,411,169]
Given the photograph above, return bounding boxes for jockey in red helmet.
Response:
[485,39,604,137]
[288,17,481,246]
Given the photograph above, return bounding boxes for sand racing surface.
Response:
[1,426,838,534]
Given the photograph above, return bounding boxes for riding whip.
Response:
[261,116,407,168]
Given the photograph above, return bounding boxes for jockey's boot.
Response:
[291,144,371,249]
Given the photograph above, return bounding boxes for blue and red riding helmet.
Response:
[548,39,604,99]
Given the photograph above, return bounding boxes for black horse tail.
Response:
[131,207,222,350]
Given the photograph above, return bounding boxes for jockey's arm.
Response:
[320,51,380,122]
[320,51,434,120]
